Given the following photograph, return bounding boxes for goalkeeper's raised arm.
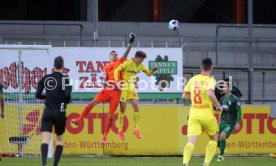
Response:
[122,33,136,59]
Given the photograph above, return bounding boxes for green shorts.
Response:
[219,124,235,138]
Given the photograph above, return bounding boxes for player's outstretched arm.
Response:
[141,64,158,76]
[122,33,136,59]
[35,78,46,99]
[208,89,222,111]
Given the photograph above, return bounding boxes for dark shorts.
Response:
[219,124,235,138]
[41,107,66,136]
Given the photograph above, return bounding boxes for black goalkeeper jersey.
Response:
[35,72,72,109]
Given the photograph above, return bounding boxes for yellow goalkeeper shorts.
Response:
[188,117,218,137]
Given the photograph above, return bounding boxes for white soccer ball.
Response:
[168,19,180,30]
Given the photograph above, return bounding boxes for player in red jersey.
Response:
[71,33,135,143]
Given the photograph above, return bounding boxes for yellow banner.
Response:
[1,105,275,155]
[63,105,276,155]
[62,105,180,155]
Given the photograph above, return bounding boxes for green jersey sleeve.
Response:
[234,96,242,123]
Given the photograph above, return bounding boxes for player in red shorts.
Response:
[71,33,135,143]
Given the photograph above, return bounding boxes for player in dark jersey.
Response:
[0,83,4,119]
[0,83,3,161]
[36,56,72,166]
[217,81,242,162]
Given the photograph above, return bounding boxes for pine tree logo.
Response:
[149,55,177,91]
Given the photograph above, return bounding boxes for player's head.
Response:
[54,56,64,70]
[134,51,147,64]
[200,57,213,72]
[110,50,118,62]
[222,79,231,94]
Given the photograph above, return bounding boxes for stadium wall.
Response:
[0,21,276,67]
[1,21,276,39]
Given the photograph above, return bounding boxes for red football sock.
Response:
[79,103,93,120]
[103,118,113,138]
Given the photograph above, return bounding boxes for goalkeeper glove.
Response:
[129,33,136,44]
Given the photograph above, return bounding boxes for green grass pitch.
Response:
[1,156,275,166]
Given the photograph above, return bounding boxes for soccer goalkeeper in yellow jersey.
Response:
[114,51,158,140]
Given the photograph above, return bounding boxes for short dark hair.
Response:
[224,78,231,88]
[54,56,64,70]
[110,50,117,55]
[201,57,213,71]
[224,78,230,82]
[135,51,147,59]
